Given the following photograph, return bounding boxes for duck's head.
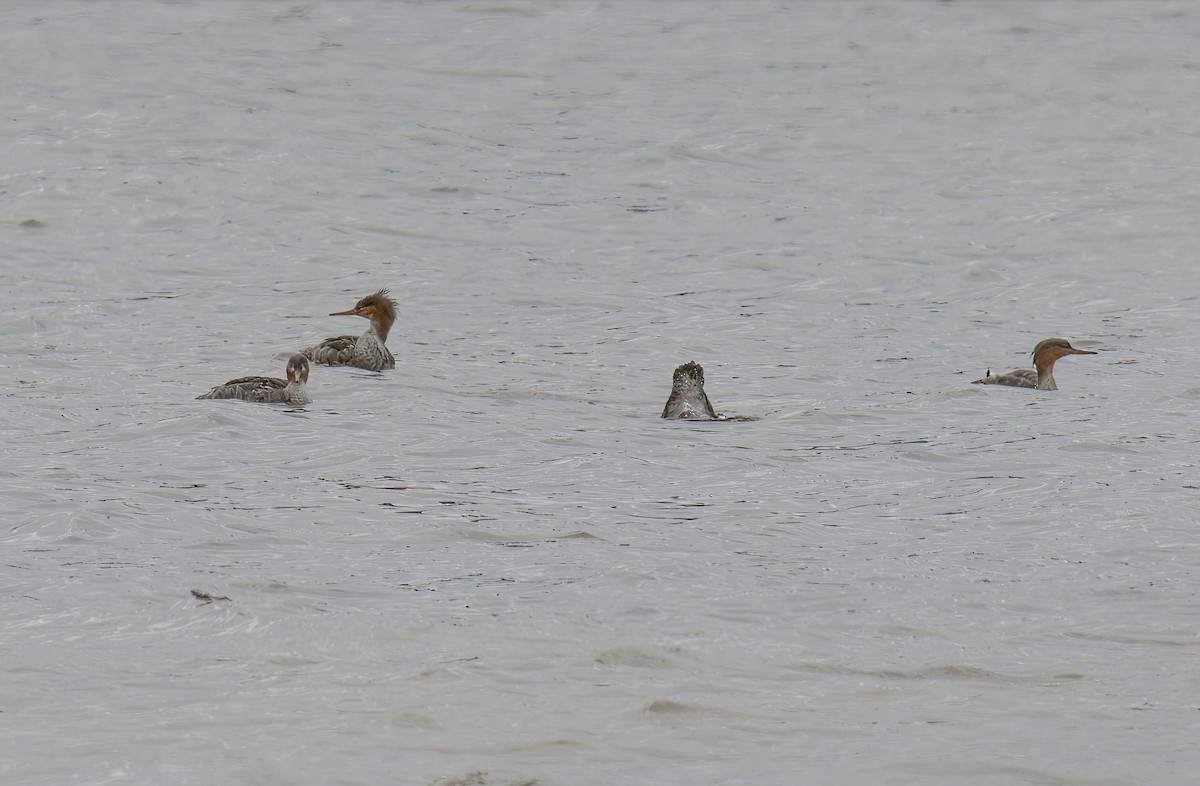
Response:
[286,354,311,384]
[332,288,396,321]
[331,288,397,338]
[1032,338,1096,367]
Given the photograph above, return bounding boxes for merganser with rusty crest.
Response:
[973,338,1096,391]
[301,288,397,371]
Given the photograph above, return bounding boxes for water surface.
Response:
[3,3,1200,785]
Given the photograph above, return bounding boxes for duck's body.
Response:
[976,367,1040,388]
[197,354,312,405]
[301,289,396,371]
[662,361,718,419]
[973,338,1096,391]
[661,362,759,421]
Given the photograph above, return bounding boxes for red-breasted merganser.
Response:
[973,338,1096,391]
[196,354,312,404]
[301,289,396,371]
[662,361,718,419]
[661,361,758,420]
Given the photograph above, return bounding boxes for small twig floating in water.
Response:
[191,589,232,602]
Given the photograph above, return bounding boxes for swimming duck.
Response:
[973,338,1096,391]
[197,354,312,404]
[301,288,396,371]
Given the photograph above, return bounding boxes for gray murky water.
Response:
[4,2,1200,784]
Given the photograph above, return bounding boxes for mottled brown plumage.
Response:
[661,361,720,420]
[660,361,758,421]
[197,354,312,405]
[301,289,397,371]
[973,338,1096,391]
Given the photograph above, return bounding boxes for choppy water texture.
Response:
[4,2,1200,784]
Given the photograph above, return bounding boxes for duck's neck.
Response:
[286,380,311,405]
[1035,360,1057,391]
[369,315,392,344]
